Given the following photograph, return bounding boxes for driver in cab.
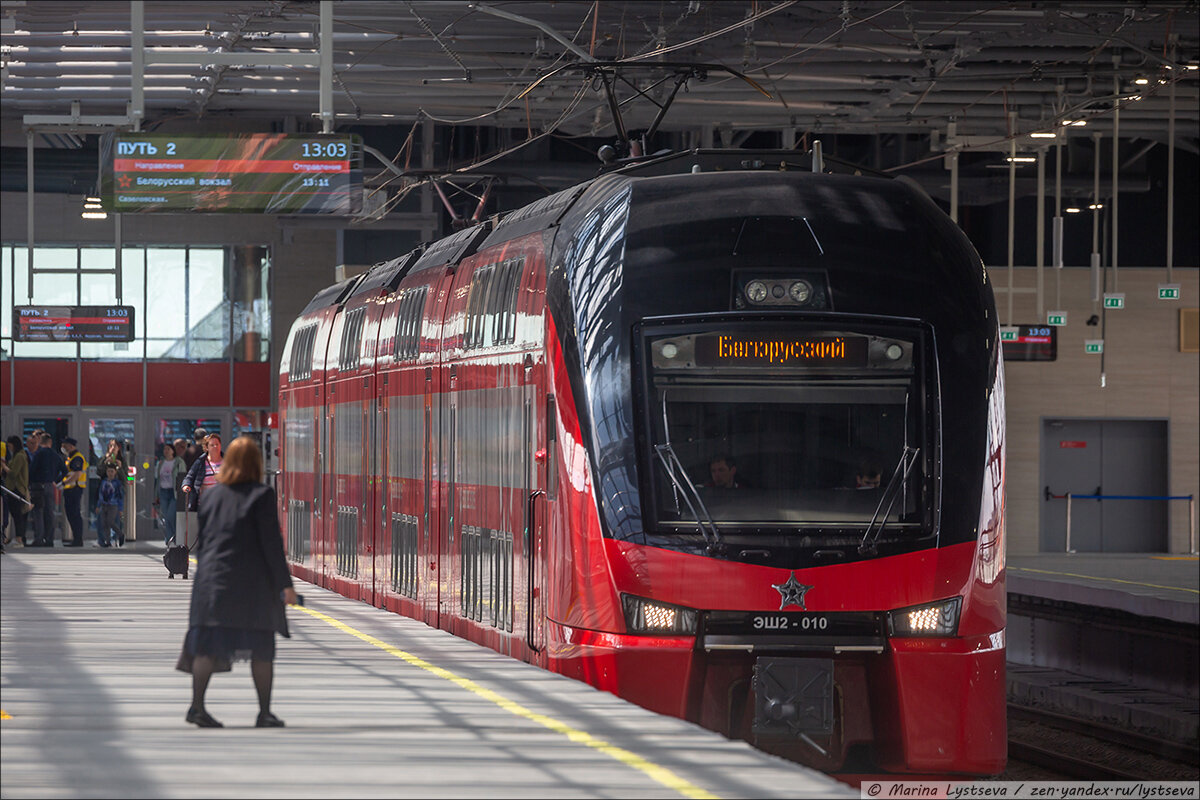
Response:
[705,455,740,490]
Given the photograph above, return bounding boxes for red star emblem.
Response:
[117,174,132,188]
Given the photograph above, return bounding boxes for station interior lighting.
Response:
[81,195,107,220]
[1030,132,1057,138]
[1065,207,1082,214]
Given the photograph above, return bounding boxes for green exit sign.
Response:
[1103,293,1125,309]
[1158,284,1181,300]
[999,328,1018,341]
[1084,339,1104,354]
[1047,311,1067,326]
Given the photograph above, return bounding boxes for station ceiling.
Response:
[3,1,1198,147]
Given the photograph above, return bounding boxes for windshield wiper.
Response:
[858,445,920,556]
[655,393,725,556]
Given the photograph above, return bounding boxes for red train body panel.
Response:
[280,159,1007,775]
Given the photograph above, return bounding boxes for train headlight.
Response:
[788,280,812,303]
[621,594,698,635]
[745,280,769,304]
[888,597,961,637]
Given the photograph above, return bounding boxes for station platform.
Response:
[1005,553,1199,745]
[1006,553,1199,625]
[0,545,852,800]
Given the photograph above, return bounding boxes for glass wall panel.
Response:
[33,246,78,273]
[188,248,228,360]
[32,272,76,304]
[80,272,116,304]
[232,246,270,362]
[1,243,269,363]
[80,248,115,271]
[144,248,184,357]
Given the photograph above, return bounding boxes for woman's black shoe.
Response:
[186,708,223,728]
[255,711,285,728]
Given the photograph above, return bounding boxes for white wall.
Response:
[990,266,1199,554]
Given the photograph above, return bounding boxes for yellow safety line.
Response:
[1010,566,1200,595]
[1151,556,1199,561]
[291,603,719,800]
[1,710,11,720]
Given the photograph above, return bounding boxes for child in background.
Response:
[95,465,125,548]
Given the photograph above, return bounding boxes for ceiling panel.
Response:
[1,0,1196,145]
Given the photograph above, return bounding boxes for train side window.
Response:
[290,325,317,381]
[338,307,366,371]
[465,264,495,349]
[491,257,524,346]
[394,287,428,361]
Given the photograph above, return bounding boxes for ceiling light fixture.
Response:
[1030,132,1056,138]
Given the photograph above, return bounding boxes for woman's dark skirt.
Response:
[176,625,276,674]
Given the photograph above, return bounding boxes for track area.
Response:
[0,547,852,799]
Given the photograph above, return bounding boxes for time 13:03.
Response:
[301,141,349,158]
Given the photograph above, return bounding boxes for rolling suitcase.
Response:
[164,506,190,579]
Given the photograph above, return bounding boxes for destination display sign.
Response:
[14,305,135,342]
[694,333,869,368]
[99,133,362,214]
[1000,325,1056,362]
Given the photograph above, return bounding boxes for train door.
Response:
[361,379,376,606]
[523,363,546,653]
[441,363,458,623]
[423,365,438,627]
[377,375,389,609]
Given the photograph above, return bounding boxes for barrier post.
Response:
[1065,492,1075,553]
[1190,495,1196,555]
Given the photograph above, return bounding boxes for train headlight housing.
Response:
[788,280,812,303]
[621,594,698,635]
[888,597,961,637]
[745,280,769,304]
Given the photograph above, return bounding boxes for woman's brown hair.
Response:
[217,436,262,485]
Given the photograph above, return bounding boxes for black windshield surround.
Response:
[634,315,938,565]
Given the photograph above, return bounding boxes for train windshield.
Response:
[642,327,929,535]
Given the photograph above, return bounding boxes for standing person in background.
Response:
[3,435,32,546]
[183,428,208,470]
[182,434,223,512]
[94,465,125,548]
[177,436,296,728]
[28,433,66,547]
[99,439,129,480]
[60,438,87,547]
[154,442,187,546]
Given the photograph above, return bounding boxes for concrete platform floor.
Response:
[0,548,852,800]
[1007,553,1199,624]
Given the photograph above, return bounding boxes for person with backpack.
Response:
[94,464,125,548]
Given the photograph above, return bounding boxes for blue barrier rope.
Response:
[1067,494,1193,501]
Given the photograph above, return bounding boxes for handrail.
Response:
[1049,492,1196,555]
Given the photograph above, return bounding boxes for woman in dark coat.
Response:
[178,435,297,728]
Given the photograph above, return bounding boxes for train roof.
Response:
[298,272,365,317]
[409,223,491,275]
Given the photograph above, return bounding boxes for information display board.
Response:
[1000,325,1056,361]
[99,133,362,214]
[14,305,135,342]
